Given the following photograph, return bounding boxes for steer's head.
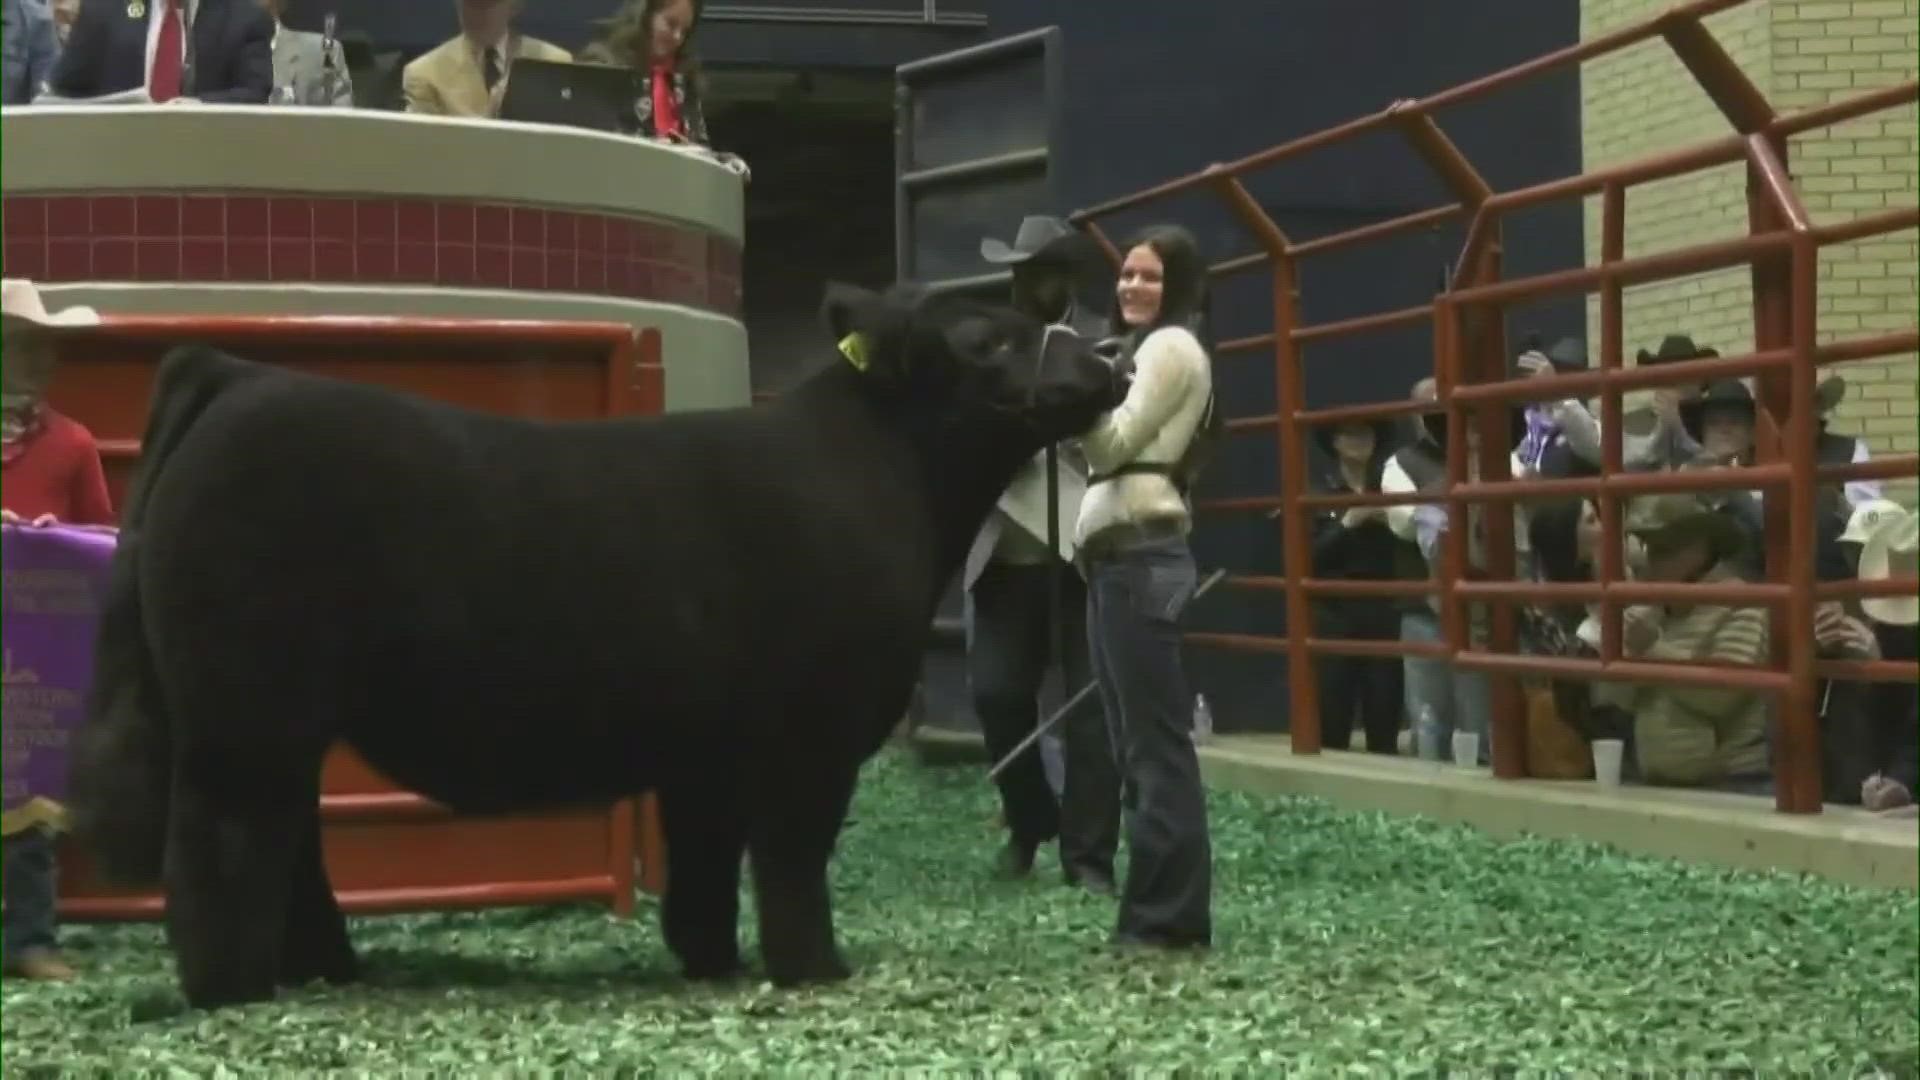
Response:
[822,282,1119,444]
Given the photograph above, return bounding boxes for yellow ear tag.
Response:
[838,332,871,372]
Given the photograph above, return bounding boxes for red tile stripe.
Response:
[1,193,743,317]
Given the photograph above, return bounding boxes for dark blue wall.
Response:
[312,0,1585,735]
[967,0,1586,734]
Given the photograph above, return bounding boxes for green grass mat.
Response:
[5,752,1915,1073]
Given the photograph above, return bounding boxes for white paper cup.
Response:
[1592,738,1625,788]
[1452,731,1480,769]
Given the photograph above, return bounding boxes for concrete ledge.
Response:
[906,727,1918,891]
[1202,735,1918,892]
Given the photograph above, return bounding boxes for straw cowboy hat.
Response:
[1843,500,1918,626]
[0,279,99,330]
[978,216,1101,269]
[1624,490,1746,559]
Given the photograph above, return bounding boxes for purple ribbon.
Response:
[2,523,118,834]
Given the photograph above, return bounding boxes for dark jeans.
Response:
[1316,603,1402,754]
[1821,623,1920,801]
[3,827,58,958]
[1086,534,1211,945]
[968,560,1121,880]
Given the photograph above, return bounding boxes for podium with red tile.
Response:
[1,104,750,417]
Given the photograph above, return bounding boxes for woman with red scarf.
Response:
[1,280,112,983]
[580,0,709,145]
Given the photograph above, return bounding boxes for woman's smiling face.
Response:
[1115,244,1165,329]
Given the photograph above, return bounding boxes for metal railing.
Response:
[1067,0,1919,813]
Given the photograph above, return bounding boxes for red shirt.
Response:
[1,410,114,525]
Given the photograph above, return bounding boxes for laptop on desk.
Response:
[499,59,641,135]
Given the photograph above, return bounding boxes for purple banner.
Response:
[2,523,117,836]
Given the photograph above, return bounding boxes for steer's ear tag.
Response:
[838,332,872,372]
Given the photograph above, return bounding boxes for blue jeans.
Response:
[3,827,59,958]
[1086,534,1211,945]
[1401,611,1491,763]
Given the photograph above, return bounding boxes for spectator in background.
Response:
[49,0,75,45]
[49,0,272,103]
[403,0,568,119]
[580,0,706,144]
[1601,491,1771,789]
[1383,377,1527,762]
[1308,417,1402,754]
[0,279,113,983]
[1814,374,1881,528]
[1833,500,1918,814]
[254,0,351,107]
[2,0,60,105]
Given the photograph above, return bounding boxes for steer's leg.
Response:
[163,761,307,1010]
[747,763,858,987]
[658,786,746,980]
[276,806,358,989]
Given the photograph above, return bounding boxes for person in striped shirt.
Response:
[1607,491,1773,787]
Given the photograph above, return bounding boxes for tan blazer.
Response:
[402,33,570,119]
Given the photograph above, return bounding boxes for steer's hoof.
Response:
[766,950,851,988]
[680,950,746,983]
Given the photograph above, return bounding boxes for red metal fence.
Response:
[1068,0,1919,813]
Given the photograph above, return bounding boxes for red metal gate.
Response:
[1068,0,1918,813]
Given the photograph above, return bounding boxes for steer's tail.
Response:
[68,347,266,885]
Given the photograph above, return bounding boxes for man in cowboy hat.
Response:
[1,279,113,982]
[1813,373,1881,518]
[1602,488,1774,787]
[963,215,1120,890]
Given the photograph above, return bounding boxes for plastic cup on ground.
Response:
[1451,731,1480,769]
[1591,739,1625,788]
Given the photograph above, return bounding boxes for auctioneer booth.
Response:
[0,103,750,918]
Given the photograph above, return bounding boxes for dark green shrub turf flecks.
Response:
[4,752,1915,1074]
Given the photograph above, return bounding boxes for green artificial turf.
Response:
[4,751,1916,1074]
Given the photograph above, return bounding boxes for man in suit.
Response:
[2,0,61,104]
[48,0,269,102]
[967,215,1122,893]
[403,0,568,119]
[252,0,348,106]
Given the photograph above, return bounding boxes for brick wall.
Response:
[1579,0,1918,486]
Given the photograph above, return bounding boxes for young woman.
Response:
[1308,418,1402,754]
[581,0,709,145]
[1075,225,1213,951]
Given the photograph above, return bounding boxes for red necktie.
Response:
[150,0,185,102]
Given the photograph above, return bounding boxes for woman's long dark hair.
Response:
[1108,224,1213,354]
[593,0,704,78]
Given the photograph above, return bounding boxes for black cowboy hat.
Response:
[1636,333,1719,366]
[1312,415,1399,461]
[979,216,1101,269]
[1678,377,1754,442]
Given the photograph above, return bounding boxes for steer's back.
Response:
[136,366,942,811]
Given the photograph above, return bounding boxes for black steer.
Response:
[68,282,1118,1010]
